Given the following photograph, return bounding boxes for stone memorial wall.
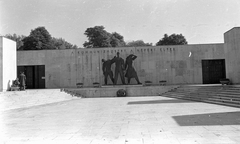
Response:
[17,43,224,88]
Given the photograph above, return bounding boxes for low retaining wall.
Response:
[63,85,179,98]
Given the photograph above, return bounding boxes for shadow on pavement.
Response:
[128,99,196,105]
[173,111,240,126]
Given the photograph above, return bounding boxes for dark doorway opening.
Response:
[202,59,226,84]
[17,65,45,89]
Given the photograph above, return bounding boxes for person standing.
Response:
[102,58,115,85]
[112,52,126,85]
[19,72,26,90]
[125,54,141,84]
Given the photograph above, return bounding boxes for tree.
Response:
[126,40,152,47]
[4,34,26,50]
[156,34,187,46]
[5,27,78,50]
[29,27,52,44]
[52,37,78,49]
[83,26,111,48]
[21,36,42,50]
[21,26,55,50]
[83,26,125,48]
[110,32,126,47]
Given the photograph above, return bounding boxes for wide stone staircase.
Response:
[159,85,240,108]
[0,89,78,112]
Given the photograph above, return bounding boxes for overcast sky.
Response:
[1,0,240,47]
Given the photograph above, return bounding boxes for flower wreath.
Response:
[117,89,127,97]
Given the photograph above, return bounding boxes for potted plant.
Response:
[220,78,230,85]
[145,80,152,86]
[93,82,100,87]
[76,83,83,88]
[159,80,167,86]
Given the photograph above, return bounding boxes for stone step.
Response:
[211,93,240,98]
[180,88,221,91]
[161,94,240,108]
[171,87,240,93]
[160,85,240,108]
[167,91,240,98]
[217,91,240,95]
[206,94,240,100]
[167,91,240,100]
[0,89,77,111]
[181,86,240,90]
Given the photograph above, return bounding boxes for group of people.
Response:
[102,52,141,85]
[12,72,27,91]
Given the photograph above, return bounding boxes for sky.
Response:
[1,0,240,47]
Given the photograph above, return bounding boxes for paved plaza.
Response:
[1,94,240,144]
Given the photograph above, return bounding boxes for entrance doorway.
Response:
[202,59,226,84]
[17,65,45,89]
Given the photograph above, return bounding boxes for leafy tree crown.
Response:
[156,33,187,46]
[83,26,125,48]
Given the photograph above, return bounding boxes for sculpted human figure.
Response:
[125,54,141,84]
[102,59,114,85]
[112,52,126,85]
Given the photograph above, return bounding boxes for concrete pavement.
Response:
[1,95,240,144]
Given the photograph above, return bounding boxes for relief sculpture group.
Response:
[102,52,141,85]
